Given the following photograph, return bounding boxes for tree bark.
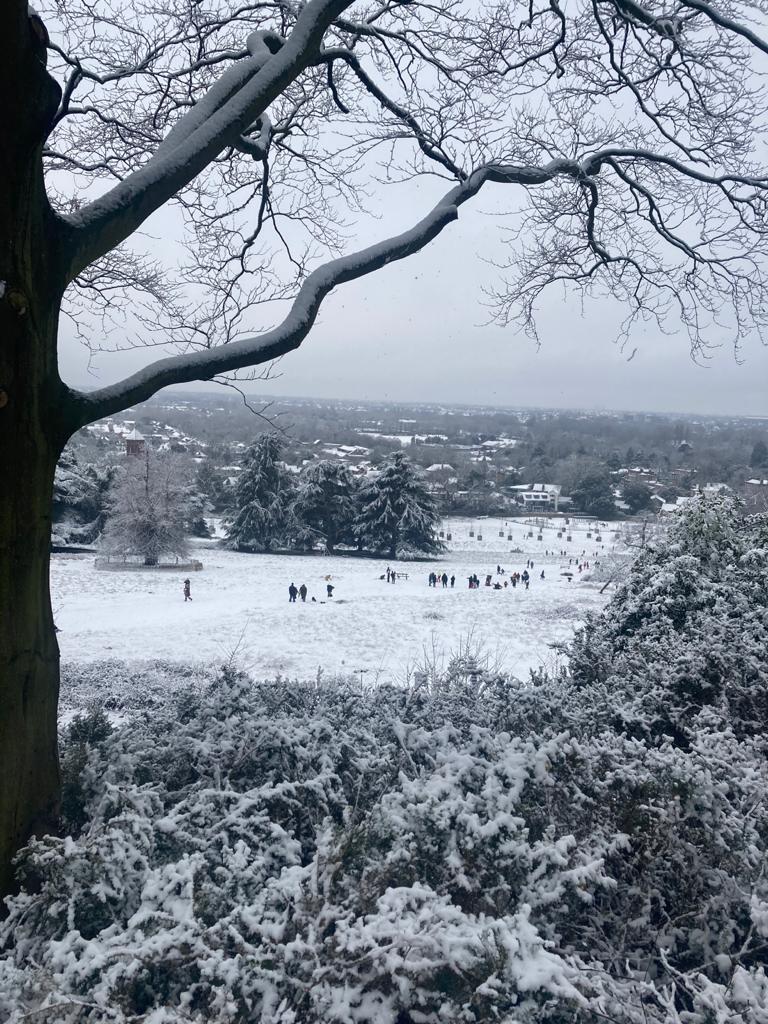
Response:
[0,9,68,897]
[0,410,61,899]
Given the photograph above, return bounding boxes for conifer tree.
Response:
[53,450,117,546]
[354,452,443,559]
[225,434,294,552]
[294,460,357,553]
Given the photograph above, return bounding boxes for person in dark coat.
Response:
[183,578,192,602]
[450,575,455,588]
[441,572,448,588]
[289,583,298,602]
[299,584,308,602]
[326,583,335,598]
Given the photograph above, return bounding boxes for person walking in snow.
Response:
[183,578,192,602]
[299,584,307,602]
[289,583,298,603]
[326,583,335,598]
[386,567,391,583]
[450,575,455,588]
[441,572,448,588]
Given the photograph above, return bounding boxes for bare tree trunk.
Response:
[0,421,61,899]
[0,6,67,897]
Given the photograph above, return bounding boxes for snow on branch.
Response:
[59,0,355,284]
[65,157,575,428]
[676,0,768,54]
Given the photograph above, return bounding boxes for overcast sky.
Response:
[58,176,768,419]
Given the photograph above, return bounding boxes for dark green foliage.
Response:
[225,433,295,552]
[620,479,653,513]
[53,448,118,545]
[293,461,357,552]
[353,451,444,559]
[571,470,616,518]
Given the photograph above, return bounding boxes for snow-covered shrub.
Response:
[2,495,767,1022]
[2,676,768,1019]
[566,493,768,744]
[59,659,217,718]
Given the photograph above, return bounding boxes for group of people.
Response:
[428,571,456,588]
[288,581,335,602]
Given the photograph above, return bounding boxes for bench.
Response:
[396,572,409,580]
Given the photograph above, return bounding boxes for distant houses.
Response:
[519,483,562,512]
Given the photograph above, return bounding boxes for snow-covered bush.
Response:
[567,493,768,744]
[2,495,767,1022]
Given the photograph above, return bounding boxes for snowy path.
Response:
[52,516,621,683]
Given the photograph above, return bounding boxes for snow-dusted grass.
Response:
[52,516,621,685]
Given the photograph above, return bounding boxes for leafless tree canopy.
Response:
[38,0,768,425]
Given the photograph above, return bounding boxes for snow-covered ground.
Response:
[52,516,625,684]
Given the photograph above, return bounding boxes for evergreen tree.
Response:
[621,479,653,514]
[750,440,768,468]
[571,471,617,518]
[354,452,443,559]
[294,461,357,553]
[225,434,295,552]
[101,452,189,566]
[53,448,118,545]
[195,459,229,514]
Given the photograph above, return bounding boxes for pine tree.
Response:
[53,448,118,545]
[294,461,357,553]
[100,451,189,565]
[354,451,443,559]
[225,434,295,552]
[195,459,229,514]
[750,440,768,468]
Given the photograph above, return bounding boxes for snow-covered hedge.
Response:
[2,496,768,1023]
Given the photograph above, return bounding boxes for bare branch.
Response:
[65,156,576,427]
[59,0,355,282]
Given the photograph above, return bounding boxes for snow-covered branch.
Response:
[65,157,576,427]
[59,0,355,283]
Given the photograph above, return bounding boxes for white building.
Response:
[519,483,562,511]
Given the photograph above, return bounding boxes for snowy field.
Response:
[52,516,626,686]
